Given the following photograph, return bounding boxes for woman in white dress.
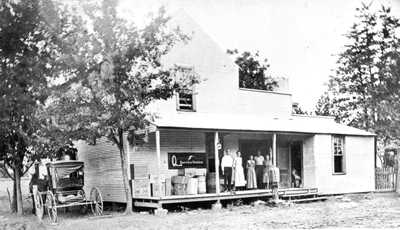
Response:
[233,151,246,190]
[246,155,257,189]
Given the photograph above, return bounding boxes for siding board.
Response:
[76,138,126,203]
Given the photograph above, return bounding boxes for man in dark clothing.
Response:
[29,162,47,215]
[254,151,264,189]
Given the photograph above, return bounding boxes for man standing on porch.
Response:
[255,151,264,189]
[221,149,234,192]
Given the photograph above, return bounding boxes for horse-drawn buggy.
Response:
[33,160,103,223]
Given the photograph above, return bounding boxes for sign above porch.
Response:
[168,152,206,169]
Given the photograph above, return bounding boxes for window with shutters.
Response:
[332,135,345,174]
[177,91,195,111]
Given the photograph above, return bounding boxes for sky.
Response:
[118,0,400,111]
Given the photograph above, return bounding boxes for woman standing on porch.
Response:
[246,155,257,189]
[233,151,246,190]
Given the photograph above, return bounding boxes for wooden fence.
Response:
[375,167,397,191]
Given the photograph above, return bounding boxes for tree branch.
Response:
[118,128,124,150]
[3,162,15,180]
[22,162,34,176]
[109,128,120,147]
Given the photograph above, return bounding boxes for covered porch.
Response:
[130,114,323,208]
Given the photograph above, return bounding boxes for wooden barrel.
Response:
[187,177,198,195]
[197,176,206,194]
[173,184,186,195]
[172,176,188,195]
[207,173,217,193]
[172,176,188,184]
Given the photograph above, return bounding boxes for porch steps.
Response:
[280,188,327,203]
[290,196,328,203]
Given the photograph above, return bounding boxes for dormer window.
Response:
[177,91,195,111]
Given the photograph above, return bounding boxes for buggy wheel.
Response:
[46,191,57,223]
[78,190,88,214]
[80,189,86,199]
[90,187,103,216]
[79,189,86,201]
[34,190,44,221]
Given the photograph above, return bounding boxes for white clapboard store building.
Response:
[76,11,376,209]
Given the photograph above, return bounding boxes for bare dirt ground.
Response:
[2,192,400,230]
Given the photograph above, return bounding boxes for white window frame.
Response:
[332,135,346,175]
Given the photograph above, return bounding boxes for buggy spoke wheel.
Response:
[46,191,57,223]
[79,189,86,201]
[35,191,44,220]
[90,187,103,216]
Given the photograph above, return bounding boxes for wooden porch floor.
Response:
[134,187,319,208]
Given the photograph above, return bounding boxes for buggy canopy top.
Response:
[47,160,84,178]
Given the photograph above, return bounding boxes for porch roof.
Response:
[152,113,375,136]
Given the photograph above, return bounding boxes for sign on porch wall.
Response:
[168,152,207,169]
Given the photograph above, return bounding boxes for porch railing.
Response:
[375,167,396,192]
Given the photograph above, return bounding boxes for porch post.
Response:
[155,129,161,197]
[214,131,220,195]
[272,133,277,166]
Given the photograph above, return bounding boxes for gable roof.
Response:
[152,112,375,136]
[161,10,237,75]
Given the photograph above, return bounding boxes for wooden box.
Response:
[151,182,166,197]
[165,178,172,196]
[132,178,150,197]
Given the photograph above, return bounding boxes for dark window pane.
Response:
[334,156,343,173]
[178,93,194,110]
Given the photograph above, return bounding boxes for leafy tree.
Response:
[315,3,400,159]
[315,79,349,121]
[0,0,80,214]
[292,103,310,115]
[48,0,199,214]
[227,49,278,91]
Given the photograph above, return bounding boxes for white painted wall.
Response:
[147,11,293,119]
[312,135,375,194]
[302,136,317,188]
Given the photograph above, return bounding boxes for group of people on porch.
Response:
[220,148,283,192]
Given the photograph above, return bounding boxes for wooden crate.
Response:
[132,178,151,197]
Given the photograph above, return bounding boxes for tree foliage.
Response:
[48,0,199,213]
[227,49,278,91]
[292,103,310,115]
[315,3,400,148]
[0,0,79,214]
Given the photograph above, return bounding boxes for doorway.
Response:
[239,139,270,164]
[290,142,303,188]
